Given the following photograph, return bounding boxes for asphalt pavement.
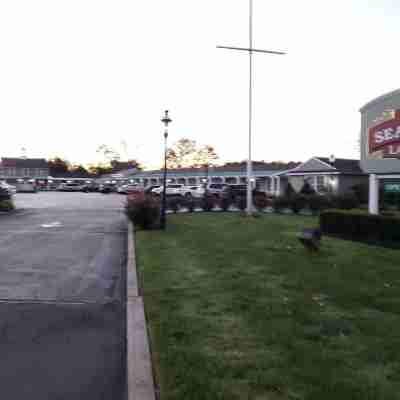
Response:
[0,192,127,400]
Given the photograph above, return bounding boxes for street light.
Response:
[160,110,172,230]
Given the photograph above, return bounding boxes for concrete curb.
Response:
[126,222,156,400]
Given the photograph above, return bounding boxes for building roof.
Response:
[289,157,364,175]
[359,88,400,112]
[1,157,48,168]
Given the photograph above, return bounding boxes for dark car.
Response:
[81,183,99,192]
[221,184,266,201]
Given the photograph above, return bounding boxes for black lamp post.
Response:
[160,110,172,230]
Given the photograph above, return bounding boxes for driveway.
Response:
[0,192,127,400]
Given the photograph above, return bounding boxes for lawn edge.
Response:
[126,221,156,400]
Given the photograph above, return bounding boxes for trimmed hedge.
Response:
[320,209,400,242]
[0,200,15,212]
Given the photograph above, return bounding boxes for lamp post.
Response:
[160,110,172,230]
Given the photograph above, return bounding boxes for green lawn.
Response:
[135,213,400,400]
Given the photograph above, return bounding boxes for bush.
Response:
[167,197,181,213]
[290,194,307,214]
[201,195,215,212]
[272,196,290,213]
[253,195,269,211]
[125,195,160,229]
[351,183,369,204]
[300,181,316,195]
[320,209,400,242]
[186,198,195,213]
[0,187,11,202]
[308,194,332,215]
[0,200,15,212]
[236,196,247,211]
[220,196,232,212]
[284,182,296,198]
[332,193,360,210]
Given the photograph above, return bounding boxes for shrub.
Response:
[351,183,369,204]
[125,195,160,229]
[320,209,400,242]
[284,182,296,198]
[290,194,307,214]
[236,196,247,211]
[186,198,195,213]
[201,195,215,212]
[167,197,181,213]
[0,200,15,212]
[220,197,232,212]
[332,193,360,210]
[0,187,11,202]
[300,181,316,195]
[253,195,269,211]
[272,196,290,213]
[308,194,332,215]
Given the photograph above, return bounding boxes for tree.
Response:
[96,144,121,164]
[48,157,70,176]
[193,145,219,167]
[110,159,142,171]
[166,138,219,169]
[69,164,90,178]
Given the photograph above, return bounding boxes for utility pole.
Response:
[217,0,285,216]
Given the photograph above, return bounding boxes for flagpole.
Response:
[217,0,285,217]
[246,0,253,216]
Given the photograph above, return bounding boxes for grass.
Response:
[135,213,400,400]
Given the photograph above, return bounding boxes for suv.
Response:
[205,183,227,197]
[221,184,266,201]
[152,184,185,196]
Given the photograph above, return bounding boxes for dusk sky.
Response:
[1,1,399,168]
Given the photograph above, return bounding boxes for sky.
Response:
[0,0,399,169]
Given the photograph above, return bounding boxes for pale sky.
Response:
[0,1,399,169]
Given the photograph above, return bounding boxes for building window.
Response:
[316,176,325,192]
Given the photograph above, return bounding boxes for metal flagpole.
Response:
[217,0,285,216]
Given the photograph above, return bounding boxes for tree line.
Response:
[47,139,299,177]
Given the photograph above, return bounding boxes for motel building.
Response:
[125,164,292,197]
[360,89,400,214]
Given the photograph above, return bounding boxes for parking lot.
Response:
[0,192,127,400]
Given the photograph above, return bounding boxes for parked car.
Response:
[221,184,266,201]
[152,184,185,196]
[145,185,160,194]
[99,182,118,193]
[15,179,37,193]
[81,182,99,192]
[205,183,227,197]
[59,182,85,192]
[184,185,205,198]
[117,184,142,194]
[0,181,17,195]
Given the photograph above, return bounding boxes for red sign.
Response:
[369,109,400,158]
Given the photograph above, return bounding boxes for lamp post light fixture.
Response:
[160,110,172,230]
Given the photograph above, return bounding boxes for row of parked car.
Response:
[150,183,267,200]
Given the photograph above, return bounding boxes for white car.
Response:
[152,184,185,196]
[117,184,142,194]
[0,181,17,195]
[183,185,205,198]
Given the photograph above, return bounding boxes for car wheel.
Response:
[185,192,192,198]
